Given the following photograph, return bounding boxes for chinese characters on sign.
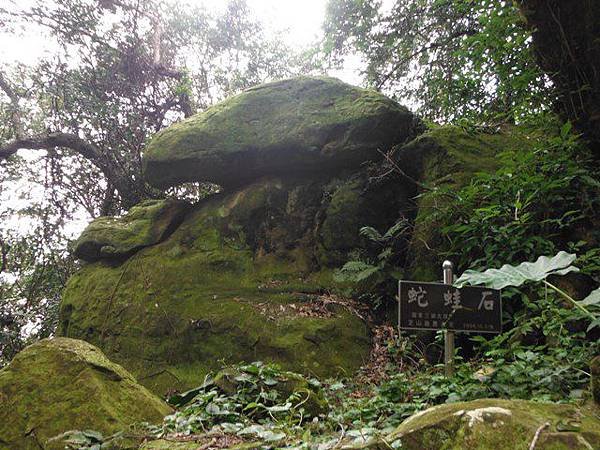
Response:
[399,281,502,333]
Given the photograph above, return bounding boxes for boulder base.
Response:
[60,177,384,395]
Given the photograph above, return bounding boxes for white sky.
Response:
[0,0,366,84]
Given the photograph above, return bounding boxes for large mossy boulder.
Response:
[73,198,190,262]
[368,398,600,449]
[0,338,171,450]
[60,176,394,396]
[143,76,418,189]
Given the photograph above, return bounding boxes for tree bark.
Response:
[517,0,600,152]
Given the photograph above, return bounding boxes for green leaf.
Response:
[266,402,292,413]
[359,226,382,242]
[560,121,572,139]
[260,430,286,442]
[586,318,600,332]
[334,261,380,283]
[82,430,104,442]
[454,251,579,289]
[579,287,600,306]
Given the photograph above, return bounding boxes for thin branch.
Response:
[0,237,8,273]
[0,132,104,162]
[376,28,477,89]
[377,148,433,191]
[528,422,550,450]
[0,132,140,207]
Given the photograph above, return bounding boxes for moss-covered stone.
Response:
[364,399,600,449]
[143,76,417,189]
[60,177,373,396]
[74,199,191,262]
[0,338,171,450]
[317,172,415,267]
[398,125,538,281]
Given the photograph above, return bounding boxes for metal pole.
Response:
[443,260,455,377]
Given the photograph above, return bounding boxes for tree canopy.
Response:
[323,0,550,123]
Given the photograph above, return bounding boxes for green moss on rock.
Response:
[365,399,600,449]
[0,338,171,450]
[143,76,417,189]
[74,199,191,262]
[317,173,415,267]
[60,178,372,396]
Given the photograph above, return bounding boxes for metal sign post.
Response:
[443,260,454,377]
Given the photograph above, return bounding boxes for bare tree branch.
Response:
[0,237,7,273]
[0,132,140,207]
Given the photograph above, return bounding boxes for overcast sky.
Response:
[0,0,366,84]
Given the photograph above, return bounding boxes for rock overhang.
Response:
[143,76,418,190]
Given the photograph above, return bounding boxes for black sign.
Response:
[398,281,502,334]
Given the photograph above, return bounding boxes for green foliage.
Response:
[155,362,324,444]
[48,429,127,450]
[455,251,579,289]
[334,219,409,305]
[323,0,550,122]
[456,251,600,329]
[429,121,600,274]
[0,227,76,367]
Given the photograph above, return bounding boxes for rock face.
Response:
[143,76,418,189]
[0,338,171,449]
[60,175,399,395]
[73,199,190,262]
[371,398,600,450]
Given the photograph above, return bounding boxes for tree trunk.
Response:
[518,0,600,152]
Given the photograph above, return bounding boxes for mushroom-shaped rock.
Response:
[143,76,417,189]
[372,398,600,449]
[73,198,190,262]
[0,338,171,449]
